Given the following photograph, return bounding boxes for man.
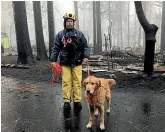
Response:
[51,13,89,112]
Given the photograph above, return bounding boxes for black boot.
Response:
[74,102,82,112]
[63,102,71,112]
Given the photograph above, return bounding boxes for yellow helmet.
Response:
[63,13,76,21]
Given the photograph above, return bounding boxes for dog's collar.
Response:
[85,95,92,100]
[85,93,96,100]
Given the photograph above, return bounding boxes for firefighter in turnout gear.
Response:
[51,13,89,112]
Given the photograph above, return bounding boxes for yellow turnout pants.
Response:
[62,65,82,102]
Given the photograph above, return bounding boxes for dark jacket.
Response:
[50,28,89,67]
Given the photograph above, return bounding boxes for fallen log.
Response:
[1,64,30,69]
[161,89,165,93]
[89,63,119,67]
[125,67,143,72]
[125,67,165,73]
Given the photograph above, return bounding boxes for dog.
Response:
[83,75,116,130]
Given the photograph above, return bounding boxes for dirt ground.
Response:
[1,58,165,132]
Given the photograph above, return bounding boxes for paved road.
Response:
[1,75,165,132]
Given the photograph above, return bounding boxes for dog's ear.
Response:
[82,79,86,86]
[96,79,101,87]
[108,79,116,85]
[82,79,87,90]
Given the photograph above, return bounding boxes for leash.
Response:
[86,61,90,76]
[86,62,106,90]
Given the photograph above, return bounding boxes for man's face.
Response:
[66,19,74,29]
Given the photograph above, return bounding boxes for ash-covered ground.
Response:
[1,59,165,132]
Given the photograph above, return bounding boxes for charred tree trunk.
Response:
[138,24,142,47]
[157,6,161,51]
[128,1,130,47]
[83,4,86,35]
[33,1,48,60]
[133,15,137,47]
[119,2,123,50]
[93,1,97,54]
[160,1,165,52]
[108,1,111,36]
[134,1,158,77]
[13,1,33,64]
[74,1,79,30]
[47,1,55,58]
[96,1,102,54]
[108,1,112,51]
[117,22,120,50]
[142,1,146,47]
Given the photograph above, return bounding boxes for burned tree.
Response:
[161,1,165,52]
[74,1,79,30]
[93,1,96,54]
[47,1,55,58]
[13,1,33,64]
[96,1,102,54]
[119,2,123,49]
[33,1,48,60]
[134,1,158,77]
[128,1,130,47]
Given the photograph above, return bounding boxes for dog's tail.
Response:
[108,79,116,86]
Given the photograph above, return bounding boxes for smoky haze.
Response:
[1,1,164,54]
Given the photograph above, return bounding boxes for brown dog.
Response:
[83,75,116,130]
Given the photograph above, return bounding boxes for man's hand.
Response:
[82,58,89,64]
[56,59,60,64]
[51,58,60,65]
[51,62,56,67]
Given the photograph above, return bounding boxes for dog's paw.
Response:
[100,123,105,130]
[86,122,92,129]
[106,109,110,114]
